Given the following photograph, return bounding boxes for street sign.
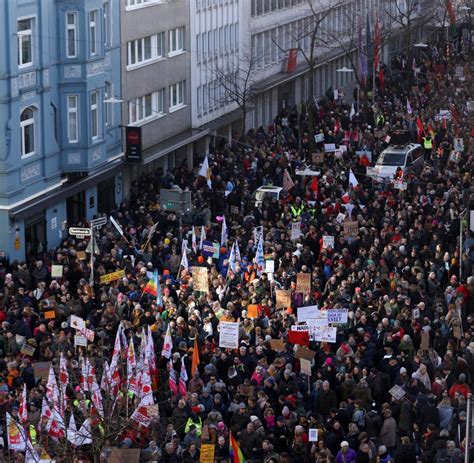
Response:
[86,237,100,255]
[91,217,107,228]
[69,228,91,237]
[160,189,192,212]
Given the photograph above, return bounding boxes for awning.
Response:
[142,128,208,165]
[9,157,124,221]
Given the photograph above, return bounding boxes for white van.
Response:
[252,186,283,206]
[371,143,423,179]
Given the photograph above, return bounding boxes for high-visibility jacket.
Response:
[423,137,433,149]
[28,425,37,445]
[185,417,202,436]
[290,205,303,219]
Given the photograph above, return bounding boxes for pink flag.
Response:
[178,359,188,396]
[282,169,295,191]
[169,362,178,396]
[407,98,413,115]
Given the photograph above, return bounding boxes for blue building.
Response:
[0,0,123,261]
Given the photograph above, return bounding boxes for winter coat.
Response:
[379,416,397,448]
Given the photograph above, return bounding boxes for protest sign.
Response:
[389,385,406,401]
[33,362,51,382]
[306,313,329,327]
[324,143,336,152]
[393,181,408,190]
[327,309,348,324]
[44,310,56,319]
[192,267,209,293]
[20,344,36,356]
[76,251,86,260]
[312,152,324,163]
[297,305,319,323]
[275,289,292,309]
[74,335,88,347]
[265,259,275,273]
[343,220,359,238]
[299,358,312,376]
[200,444,215,463]
[51,265,63,278]
[296,273,311,294]
[290,221,302,240]
[247,304,258,319]
[109,449,140,463]
[70,315,86,330]
[322,236,335,249]
[219,322,239,349]
[295,346,316,361]
[314,133,325,143]
[454,138,464,152]
[269,338,285,352]
[310,326,337,343]
[99,270,125,285]
[336,212,346,224]
[309,429,319,442]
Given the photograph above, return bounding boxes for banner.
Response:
[219,322,240,349]
[192,267,209,292]
[99,270,125,285]
[296,273,311,294]
[275,289,292,309]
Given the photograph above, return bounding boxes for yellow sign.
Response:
[200,444,215,463]
[100,269,125,284]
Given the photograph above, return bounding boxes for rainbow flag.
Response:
[143,271,158,297]
[229,432,246,463]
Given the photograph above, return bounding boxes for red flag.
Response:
[310,176,318,193]
[178,361,187,396]
[282,169,295,191]
[288,330,310,346]
[334,119,341,133]
[378,68,385,92]
[287,49,298,73]
[342,192,350,204]
[416,116,425,142]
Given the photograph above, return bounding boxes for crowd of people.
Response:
[0,36,472,463]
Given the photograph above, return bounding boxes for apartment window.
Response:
[126,0,162,8]
[127,34,164,68]
[169,81,185,110]
[20,107,35,157]
[90,91,99,140]
[104,2,111,47]
[169,27,185,55]
[89,10,98,56]
[105,82,112,126]
[67,95,78,143]
[66,13,78,58]
[17,18,33,68]
[129,90,164,124]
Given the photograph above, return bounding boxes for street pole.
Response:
[465,393,472,463]
[90,226,94,286]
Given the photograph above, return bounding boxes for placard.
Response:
[327,309,348,324]
[247,304,258,319]
[309,429,319,442]
[290,221,302,240]
[310,326,337,343]
[109,449,140,463]
[44,310,56,319]
[412,308,420,319]
[454,138,464,152]
[297,305,320,323]
[324,143,336,153]
[33,362,51,382]
[300,358,312,376]
[343,220,359,238]
[296,273,311,294]
[394,181,408,190]
[314,133,325,143]
[219,322,240,349]
[20,344,36,356]
[192,266,209,293]
[322,236,335,249]
[275,289,292,309]
[51,265,63,278]
[336,212,346,224]
[389,385,406,401]
[421,331,430,350]
[99,270,125,284]
[269,338,285,352]
[312,152,325,164]
[74,335,88,347]
[76,251,86,260]
[449,151,461,163]
[70,315,86,330]
[295,346,316,360]
[265,260,275,273]
[200,444,216,463]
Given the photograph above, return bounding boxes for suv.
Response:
[252,185,283,206]
[371,143,423,179]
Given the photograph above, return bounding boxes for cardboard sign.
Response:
[109,449,140,463]
[312,152,325,164]
[99,270,125,285]
[33,362,51,382]
[275,289,292,309]
[70,315,86,330]
[393,181,408,190]
[200,444,215,463]
[314,133,325,143]
[74,335,88,347]
[322,236,335,249]
[421,331,430,350]
[76,251,86,260]
[269,338,285,352]
[343,220,359,238]
[336,212,346,224]
[295,346,316,361]
[20,344,36,356]
[310,326,337,343]
[44,310,56,319]
[324,143,336,152]
[389,384,406,401]
[327,309,348,324]
[247,304,258,319]
[309,429,319,442]
[300,358,312,376]
[219,322,240,349]
[192,266,209,293]
[51,265,63,278]
[290,221,302,241]
[265,260,275,273]
[296,273,311,294]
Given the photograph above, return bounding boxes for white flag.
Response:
[198,156,212,188]
[199,225,206,249]
[180,249,189,271]
[221,215,228,246]
[161,324,173,359]
[109,216,125,236]
[6,412,27,451]
[256,235,265,276]
[349,170,359,188]
[191,226,197,253]
[407,98,413,115]
[350,103,356,119]
[229,243,236,272]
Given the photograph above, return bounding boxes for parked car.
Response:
[371,143,423,179]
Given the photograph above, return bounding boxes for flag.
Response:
[412,57,417,71]
[180,249,189,271]
[282,169,295,191]
[349,170,359,188]
[221,215,228,247]
[427,123,436,139]
[343,203,355,218]
[407,98,413,115]
[342,192,350,204]
[130,398,153,428]
[138,357,154,406]
[161,324,173,359]
[286,48,298,73]
[107,325,123,392]
[416,116,425,142]
[40,397,51,427]
[191,338,200,376]
[127,340,139,395]
[47,406,66,440]
[6,412,26,451]
[178,358,188,396]
[229,431,246,463]
[255,234,265,276]
[147,328,158,390]
[310,176,319,196]
[191,226,197,253]
[109,216,125,237]
[68,415,92,447]
[143,271,158,296]
[156,275,162,306]
[59,354,69,415]
[168,362,178,395]
[198,156,212,188]
[19,384,28,424]
[374,13,381,71]
[350,103,356,119]
[199,226,206,250]
[25,438,40,463]
[446,0,456,35]
[46,365,60,413]
[234,241,242,266]
[229,243,237,272]
[334,119,341,133]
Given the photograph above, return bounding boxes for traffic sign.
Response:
[69,228,91,237]
[91,217,107,228]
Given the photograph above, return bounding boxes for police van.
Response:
[371,143,423,179]
[252,186,283,206]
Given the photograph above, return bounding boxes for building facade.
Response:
[0,0,122,261]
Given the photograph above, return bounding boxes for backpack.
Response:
[352,408,365,428]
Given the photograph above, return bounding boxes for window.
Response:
[104,2,111,47]
[127,33,164,68]
[105,82,112,126]
[66,12,78,58]
[169,27,185,55]
[128,90,164,124]
[126,0,162,8]
[90,91,99,140]
[18,18,33,68]
[20,107,35,157]
[67,95,78,143]
[169,81,185,110]
[89,10,97,56]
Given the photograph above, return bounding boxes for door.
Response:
[66,191,86,225]
[25,212,47,258]
[97,177,116,214]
